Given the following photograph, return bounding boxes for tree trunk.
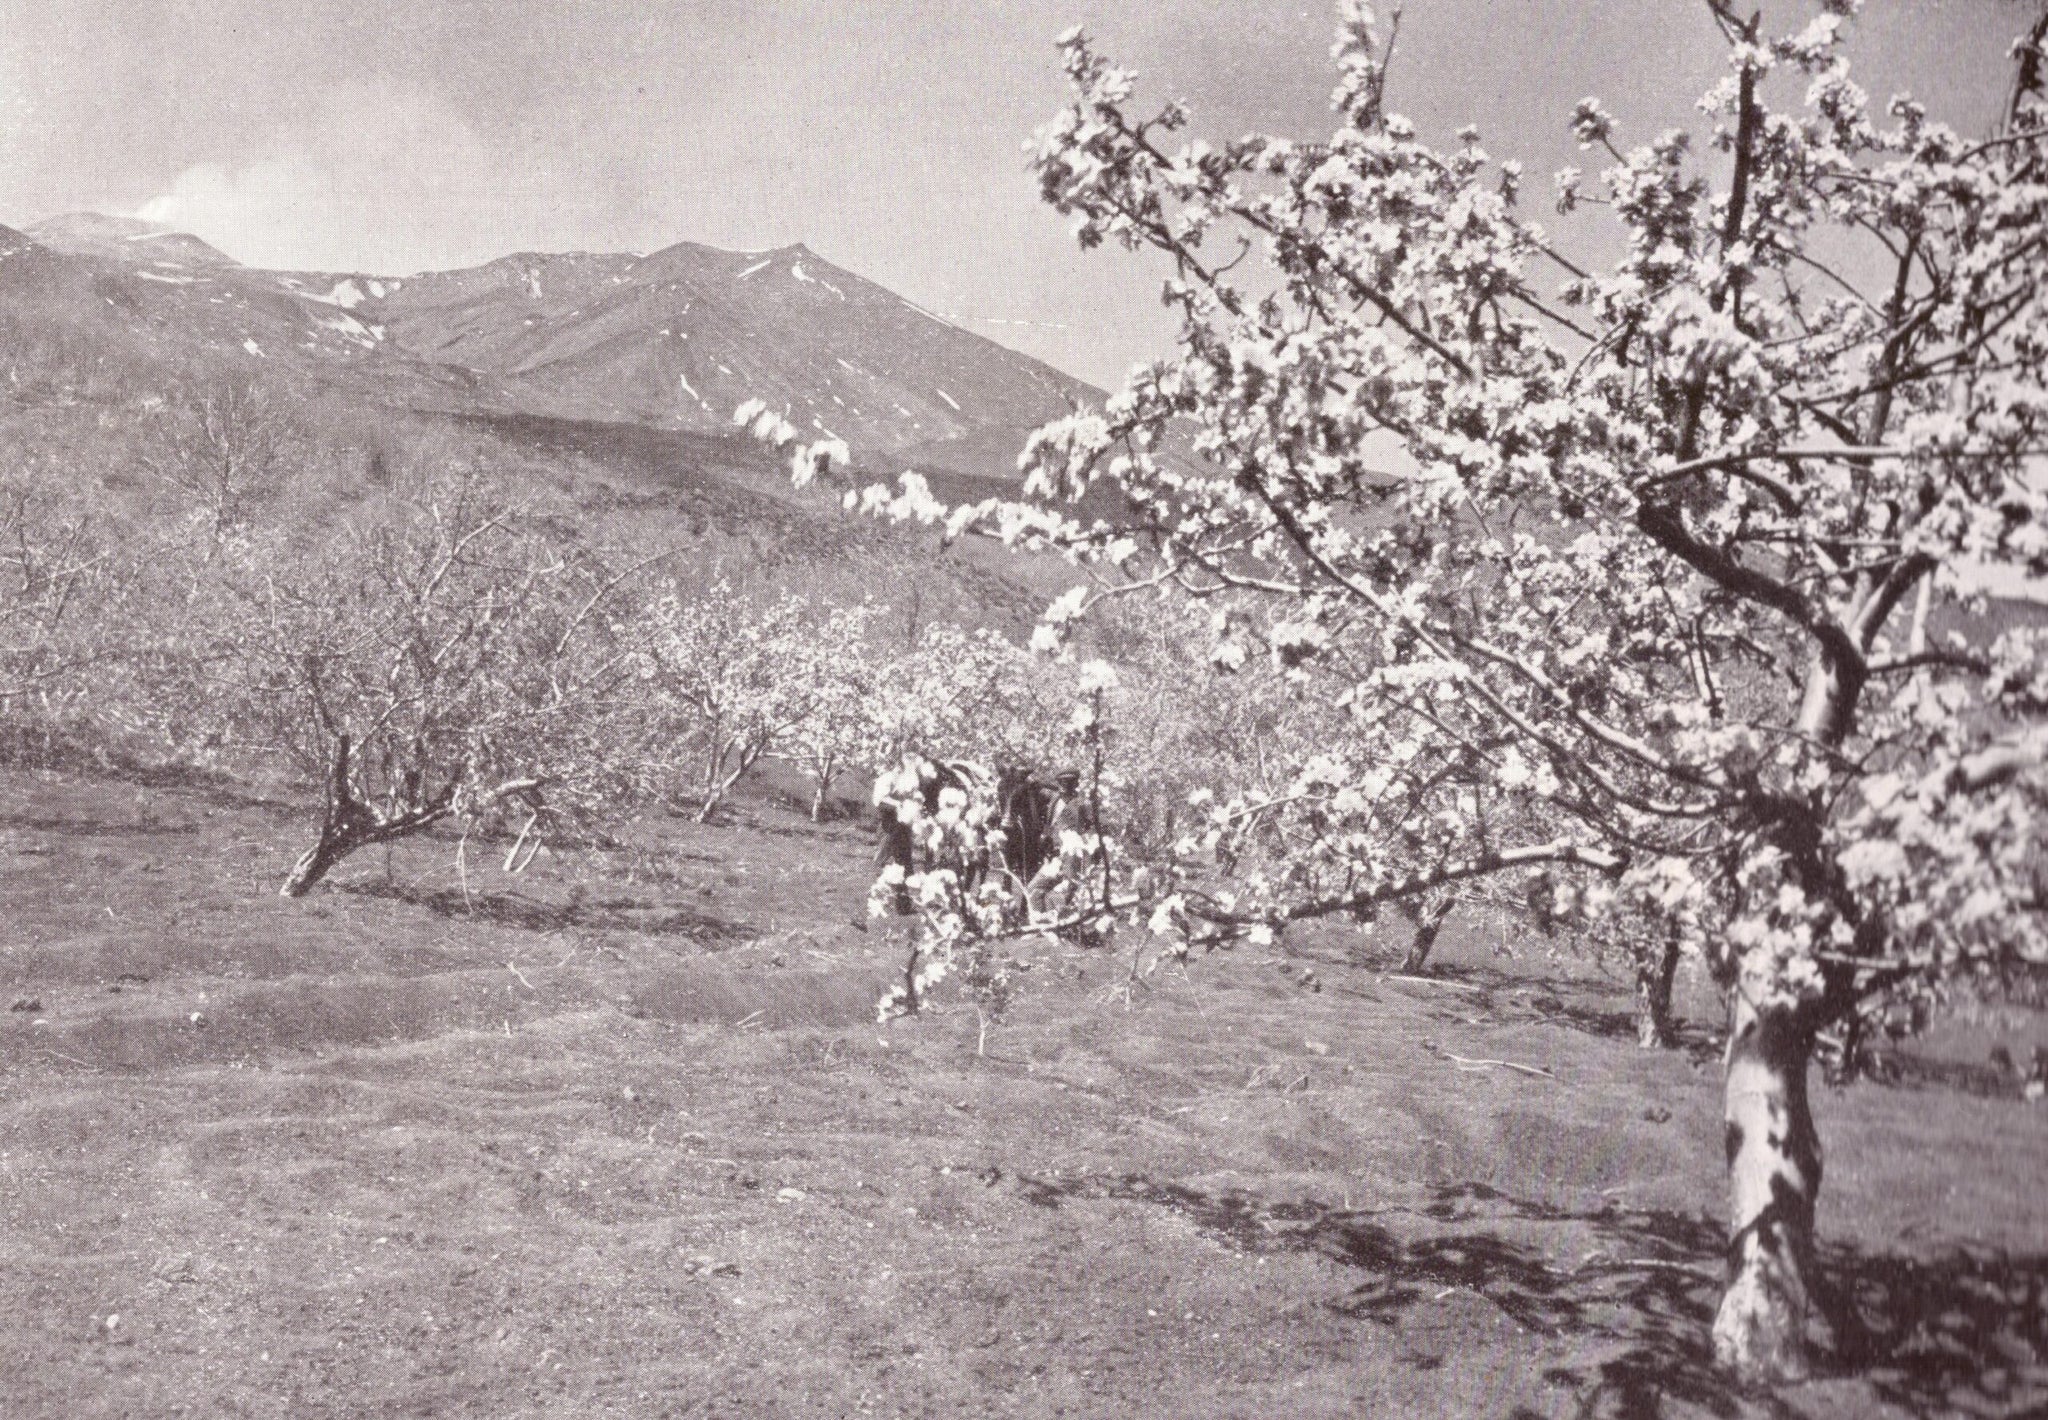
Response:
[282,733,366,897]
[1400,896,1451,973]
[696,742,767,823]
[280,733,451,896]
[1713,993,1824,1383]
[696,738,730,822]
[281,825,355,897]
[1636,932,1681,1049]
[810,759,836,823]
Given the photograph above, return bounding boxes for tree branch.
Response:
[1190,840,1627,931]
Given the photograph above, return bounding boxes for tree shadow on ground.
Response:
[0,735,300,817]
[1345,954,1731,1067]
[1015,1173,2048,1418]
[1835,1247,2048,1415]
[340,879,756,944]
[0,809,201,838]
[1862,1047,2030,1101]
[715,805,867,843]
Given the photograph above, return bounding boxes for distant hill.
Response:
[0,213,1101,483]
[25,212,239,268]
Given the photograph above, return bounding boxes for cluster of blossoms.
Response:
[871,659,1142,1027]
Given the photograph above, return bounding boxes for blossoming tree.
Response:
[636,580,846,823]
[773,0,2048,1382]
[775,598,884,820]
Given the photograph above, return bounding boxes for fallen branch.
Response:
[504,808,545,873]
[1439,1049,1555,1079]
[1576,1254,1719,1281]
[1381,973,1485,992]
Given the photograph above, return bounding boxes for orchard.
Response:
[767,0,2048,1383]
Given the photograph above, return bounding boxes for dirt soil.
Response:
[3,763,2045,1419]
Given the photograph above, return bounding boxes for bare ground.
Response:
[2,764,2044,1419]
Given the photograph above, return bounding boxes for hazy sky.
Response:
[0,1,2020,387]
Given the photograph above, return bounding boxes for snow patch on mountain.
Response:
[935,388,961,412]
[290,277,370,309]
[318,311,379,348]
[792,263,846,299]
[735,259,772,281]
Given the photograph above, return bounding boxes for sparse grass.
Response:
[1,762,2044,1418]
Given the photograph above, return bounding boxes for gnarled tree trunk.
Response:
[1713,992,1823,1383]
[281,734,454,896]
[1636,932,1681,1049]
[1399,894,1452,973]
[693,735,769,823]
[282,819,362,898]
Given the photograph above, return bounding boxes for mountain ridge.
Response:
[1,213,1102,483]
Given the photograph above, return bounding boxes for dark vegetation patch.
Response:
[337,878,757,943]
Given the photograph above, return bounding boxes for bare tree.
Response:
[182,464,651,894]
[0,484,116,729]
[144,381,298,544]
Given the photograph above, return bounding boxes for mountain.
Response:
[0,214,1100,483]
[25,212,239,268]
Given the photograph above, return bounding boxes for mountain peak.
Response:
[24,212,238,268]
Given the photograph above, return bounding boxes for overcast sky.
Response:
[0,1,2020,388]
